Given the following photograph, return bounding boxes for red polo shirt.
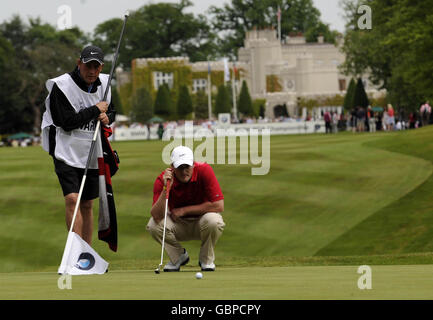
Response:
[153,162,224,210]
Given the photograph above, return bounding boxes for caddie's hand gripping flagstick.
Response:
[58,12,129,275]
[155,179,172,274]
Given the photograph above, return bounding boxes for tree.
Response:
[176,85,193,119]
[1,16,88,134]
[214,85,231,115]
[0,35,27,134]
[130,87,153,123]
[238,80,254,116]
[209,0,339,58]
[93,0,217,68]
[340,0,433,110]
[253,99,266,118]
[353,78,369,108]
[343,78,356,110]
[111,86,123,115]
[193,90,209,120]
[154,84,173,117]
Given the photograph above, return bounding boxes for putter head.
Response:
[155,264,162,274]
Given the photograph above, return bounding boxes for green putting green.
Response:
[1,264,433,299]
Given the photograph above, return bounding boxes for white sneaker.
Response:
[199,261,215,271]
[163,249,189,272]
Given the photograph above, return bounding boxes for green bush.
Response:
[214,84,231,116]
[238,80,254,116]
[176,85,193,119]
[154,83,173,118]
[130,87,153,123]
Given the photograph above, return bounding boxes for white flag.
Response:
[223,58,230,82]
[58,232,109,275]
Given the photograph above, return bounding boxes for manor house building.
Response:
[116,29,382,120]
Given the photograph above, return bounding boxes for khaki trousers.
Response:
[147,212,225,265]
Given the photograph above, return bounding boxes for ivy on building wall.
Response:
[266,75,282,93]
[191,71,224,89]
[119,59,246,118]
[297,94,345,111]
[117,82,133,116]
[131,59,192,102]
[191,68,244,88]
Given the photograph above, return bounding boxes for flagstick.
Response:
[231,62,238,122]
[68,120,101,235]
[58,121,101,274]
[207,61,212,120]
[278,6,281,43]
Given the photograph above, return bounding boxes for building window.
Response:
[153,72,173,89]
[339,79,346,91]
[193,78,207,92]
[331,59,340,66]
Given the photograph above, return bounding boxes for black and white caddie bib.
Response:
[41,73,111,169]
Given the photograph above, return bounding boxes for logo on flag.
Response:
[75,252,96,270]
[58,232,108,275]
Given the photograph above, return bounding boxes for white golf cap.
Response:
[171,146,194,168]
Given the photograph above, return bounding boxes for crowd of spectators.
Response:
[322,102,432,134]
[3,101,431,146]
[0,136,40,147]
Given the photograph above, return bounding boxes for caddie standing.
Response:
[41,45,116,245]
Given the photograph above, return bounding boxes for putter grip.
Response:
[166,179,171,199]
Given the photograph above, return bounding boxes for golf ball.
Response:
[195,272,203,279]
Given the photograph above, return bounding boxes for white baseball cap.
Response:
[171,146,194,168]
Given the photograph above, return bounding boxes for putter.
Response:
[155,179,172,274]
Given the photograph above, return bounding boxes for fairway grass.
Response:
[2,129,433,272]
[3,127,433,300]
[2,264,433,300]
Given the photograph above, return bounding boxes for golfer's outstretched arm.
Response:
[150,169,172,222]
[150,188,167,223]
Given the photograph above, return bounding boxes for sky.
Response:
[0,0,346,35]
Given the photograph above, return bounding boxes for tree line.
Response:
[130,80,256,123]
[0,0,338,134]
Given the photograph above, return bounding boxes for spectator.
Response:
[420,101,431,127]
[409,112,416,129]
[356,107,366,132]
[375,112,382,131]
[158,122,164,139]
[368,107,375,132]
[382,109,389,131]
[324,111,332,134]
[332,112,339,133]
[351,108,357,132]
[387,104,395,131]
[396,120,402,130]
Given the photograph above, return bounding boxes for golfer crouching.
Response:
[147,146,225,272]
